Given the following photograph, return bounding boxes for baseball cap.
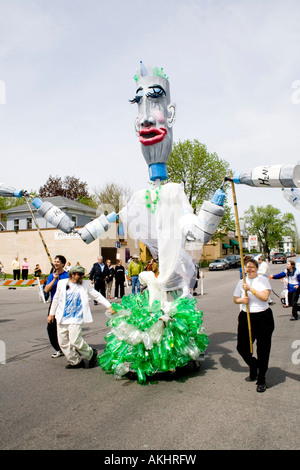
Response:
[69,265,85,275]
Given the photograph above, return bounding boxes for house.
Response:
[0,196,136,274]
[2,196,97,232]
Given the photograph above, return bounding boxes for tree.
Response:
[93,183,133,215]
[167,139,235,235]
[167,139,231,211]
[39,175,90,201]
[244,205,297,254]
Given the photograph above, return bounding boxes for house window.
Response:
[27,217,32,229]
[14,219,19,232]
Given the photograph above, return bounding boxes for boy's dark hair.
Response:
[55,255,67,266]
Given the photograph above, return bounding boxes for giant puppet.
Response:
[96,65,299,382]
[97,63,229,382]
[1,62,300,383]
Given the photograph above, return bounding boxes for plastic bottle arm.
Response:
[0,183,24,198]
[180,190,225,243]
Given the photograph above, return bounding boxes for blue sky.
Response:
[0,0,300,229]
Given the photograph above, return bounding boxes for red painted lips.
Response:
[139,127,167,146]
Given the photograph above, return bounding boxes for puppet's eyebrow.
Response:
[129,87,144,104]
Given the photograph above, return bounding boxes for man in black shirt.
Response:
[89,256,109,302]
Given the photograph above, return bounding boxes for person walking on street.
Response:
[233,258,274,393]
[114,259,125,299]
[257,255,272,304]
[257,255,269,277]
[105,259,114,299]
[128,254,143,295]
[45,255,69,358]
[89,256,109,302]
[49,265,114,369]
[269,260,300,321]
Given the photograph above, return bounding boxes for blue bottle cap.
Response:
[32,197,43,209]
[107,211,118,222]
[211,189,226,206]
[232,172,241,184]
[148,163,168,181]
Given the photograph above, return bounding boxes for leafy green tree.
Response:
[244,205,297,254]
[167,139,235,236]
[167,139,231,211]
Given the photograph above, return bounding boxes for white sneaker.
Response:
[52,351,64,358]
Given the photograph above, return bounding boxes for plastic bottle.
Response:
[196,189,226,244]
[282,188,300,209]
[140,60,147,77]
[233,163,300,188]
[78,211,117,244]
[0,183,23,198]
[32,197,75,233]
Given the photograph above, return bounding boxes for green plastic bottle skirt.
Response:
[98,291,209,383]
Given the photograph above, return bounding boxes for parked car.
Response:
[209,258,230,271]
[272,252,287,264]
[285,252,296,258]
[224,254,241,268]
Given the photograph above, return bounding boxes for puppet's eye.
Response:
[146,87,165,99]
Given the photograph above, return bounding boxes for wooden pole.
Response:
[229,173,253,354]
[25,198,53,268]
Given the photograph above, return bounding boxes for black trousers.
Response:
[237,308,274,385]
[22,269,28,280]
[47,319,61,352]
[288,290,300,319]
[115,279,125,298]
[13,269,20,280]
[47,302,61,352]
[94,278,106,297]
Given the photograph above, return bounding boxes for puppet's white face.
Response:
[131,75,176,178]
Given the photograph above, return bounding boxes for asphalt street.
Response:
[0,263,299,451]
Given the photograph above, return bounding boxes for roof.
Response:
[2,196,97,216]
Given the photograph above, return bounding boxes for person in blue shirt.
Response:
[45,255,69,357]
[269,260,300,321]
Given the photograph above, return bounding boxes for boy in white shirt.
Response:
[49,265,114,369]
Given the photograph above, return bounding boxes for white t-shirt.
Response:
[62,282,84,324]
[233,275,271,312]
[257,261,269,277]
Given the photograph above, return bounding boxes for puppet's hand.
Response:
[182,223,204,242]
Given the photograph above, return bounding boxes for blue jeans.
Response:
[131,275,140,295]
